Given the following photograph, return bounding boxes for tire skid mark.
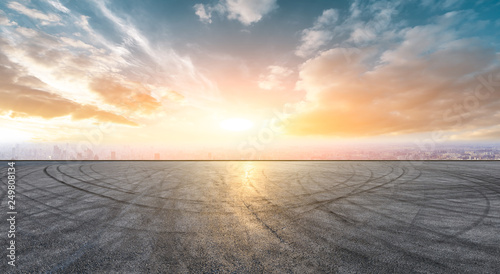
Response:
[80,164,139,193]
[445,170,500,195]
[254,164,377,216]
[245,171,451,271]
[344,199,500,256]
[16,182,128,234]
[242,200,286,244]
[307,165,361,194]
[1,165,45,207]
[58,164,233,204]
[85,164,215,203]
[313,166,403,215]
[293,165,373,219]
[291,165,403,215]
[48,164,174,272]
[87,163,152,190]
[1,165,77,235]
[233,165,291,245]
[260,163,365,207]
[44,165,192,211]
[379,193,498,220]
[8,161,500,272]
[308,163,358,191]
[47,162,202,271]
[297,163,365,199]
[63,165,138,194]
[43,164,239,214]
[422,168,494,238]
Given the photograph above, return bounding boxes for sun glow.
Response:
[220,118,253,132]
[0,127,32,143]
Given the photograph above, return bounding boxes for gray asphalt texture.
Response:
[1,161,499,273]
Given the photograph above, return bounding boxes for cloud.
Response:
[295,9,339,57]
[451,126,500,140]
[0,51,137,126]
[258,65,293,90]
[193,3,213,24]
[225,0,277,25]
[194,0,277,25]
[347,3,398,44]
[295,1,401,58]
[90,0,220,103]
[45,0,70,13]
[420,0,465,10]
[0,10,17,26]
[0,6,166,125]
[0,26,126,103]
[315,8,339,26]
[89,77,161,115]
[59,37,94,49]
[0,0,219,117]
[295,29,334,59]
[7,1,61,25]
[288,12,500,138]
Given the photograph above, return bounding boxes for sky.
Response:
[1,0,500,152]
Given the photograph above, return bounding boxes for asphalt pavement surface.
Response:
[1,161,499,273]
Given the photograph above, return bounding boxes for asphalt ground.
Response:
[1,161,499,273]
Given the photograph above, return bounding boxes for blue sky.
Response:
[0,0,500,146]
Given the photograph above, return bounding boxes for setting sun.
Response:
[220,118,254,132]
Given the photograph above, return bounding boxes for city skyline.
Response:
[1,0,500,157]
[3,141,500,161]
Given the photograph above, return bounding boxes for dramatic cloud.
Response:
[289,11,500,137]
[90,0,219,103]
[0,51,137,126]
[0,0,218,121]
[194,0,277,25]
[0,0,499,146]
[0,2,199,128]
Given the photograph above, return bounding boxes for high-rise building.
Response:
[154,153,160,160]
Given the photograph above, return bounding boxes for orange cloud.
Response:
[89,77,161,114]
[451,126,500,140]
[0,87,138,126]
[0,52,137,126]
[288,36,500,137]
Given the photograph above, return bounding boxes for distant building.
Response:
[154,153,160,160]
[85,148,93,160]
[111,151,116,160]
[53,145,61,159]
